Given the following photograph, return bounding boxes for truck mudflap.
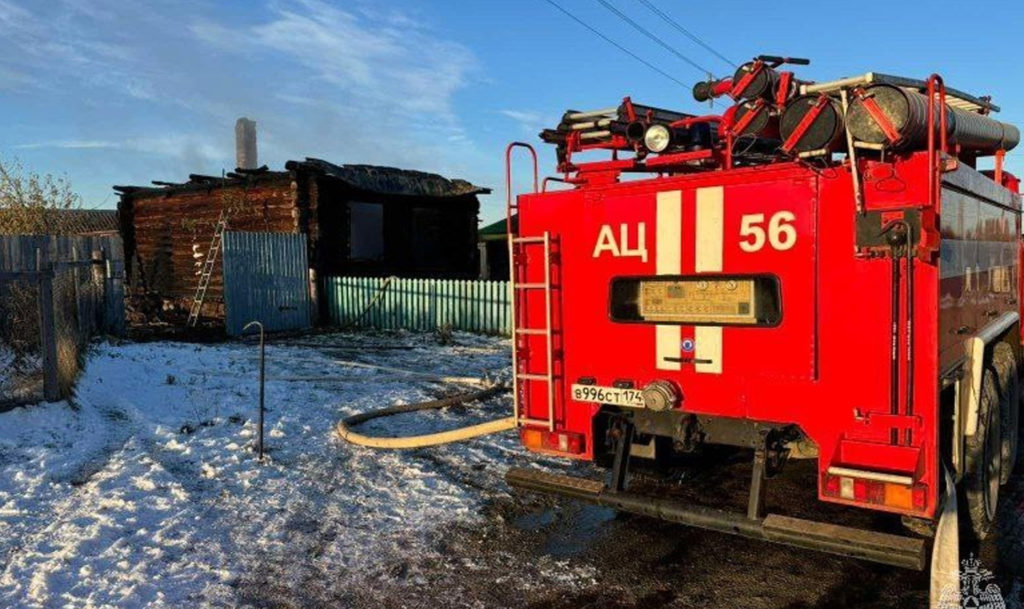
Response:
[505,467,927,571]
[930,466,960,608]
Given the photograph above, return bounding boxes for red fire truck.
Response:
[504,56,1021,587]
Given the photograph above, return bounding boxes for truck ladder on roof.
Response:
[801,72,999,113]
[186,209,228,328]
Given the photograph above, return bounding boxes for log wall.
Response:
[122,175,301,315]
[118,166,482,327]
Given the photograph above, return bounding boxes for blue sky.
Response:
[1,0,1022,224]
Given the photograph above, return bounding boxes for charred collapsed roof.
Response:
[114,158,490,200]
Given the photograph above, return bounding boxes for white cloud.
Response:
[0,64,39,90]
[15,136,226,164]
[191,0,475,121]
[499,109,553,136]
[15,140,118,150]
[0,0,34,30]
[0,0,488,204]
[188,0,481,178]
[499,110,542,124]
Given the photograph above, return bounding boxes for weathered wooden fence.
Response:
[324,276,510,335]
[0,235,125,406]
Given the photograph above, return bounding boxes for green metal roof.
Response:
[479,215,515,241]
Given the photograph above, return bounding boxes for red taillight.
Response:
[824,474,840,496]
[821,472,927,512]
[854,478,885,503]
[912,484,927,510]
[521,428,585,455]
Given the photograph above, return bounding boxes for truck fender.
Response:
[960,312,1019,438]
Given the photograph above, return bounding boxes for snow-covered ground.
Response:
[0,332,577,608]
[3,333,1021,608]
[0,346,12,396]
[0,346,40,406]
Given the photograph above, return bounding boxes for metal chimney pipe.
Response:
[235,118,257,170]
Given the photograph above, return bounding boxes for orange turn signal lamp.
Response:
[521,428,585,455]
[822,468,926,511]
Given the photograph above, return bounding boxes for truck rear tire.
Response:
[964,370,1001,539]
[992,342,1020,485]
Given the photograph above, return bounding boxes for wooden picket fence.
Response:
[324,276,511,335]
[0,235,125,406]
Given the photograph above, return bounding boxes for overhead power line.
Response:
[543,0,689,88]
[595,0,712,76]
[634,0,737,68]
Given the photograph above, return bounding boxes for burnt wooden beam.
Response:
[234,165,269,174]
[188,174,223,183]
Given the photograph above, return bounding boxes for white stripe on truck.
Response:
[695,186,724,374]
[655,190,682,371]
[695,326,723,374]
[695,186,724,273]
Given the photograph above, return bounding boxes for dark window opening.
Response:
[412,208,444,268]
[349,202,384,261]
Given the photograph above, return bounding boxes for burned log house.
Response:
[115,159,489,324]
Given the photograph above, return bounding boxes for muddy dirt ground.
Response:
[348,451,1024,609]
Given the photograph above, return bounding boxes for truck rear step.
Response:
[505,467,927,570]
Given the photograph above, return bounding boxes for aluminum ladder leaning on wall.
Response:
[187,209,228,327]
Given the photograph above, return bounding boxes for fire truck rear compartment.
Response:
[514,161,942,515]
[507,155,1019,566]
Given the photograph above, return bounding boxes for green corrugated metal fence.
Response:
[324,276,511,335]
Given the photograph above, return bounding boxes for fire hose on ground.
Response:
[239,334,515,450]
[336,385,514,449]
[326,278,516,449]
[332,360,515,449]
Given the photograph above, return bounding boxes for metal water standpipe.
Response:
[243,320,266,461]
